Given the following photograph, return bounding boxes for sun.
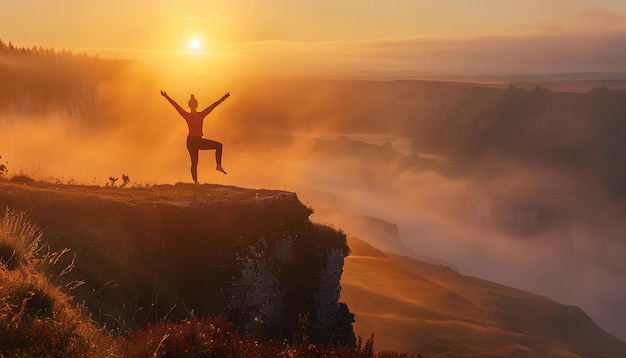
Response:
[189,38,202,50]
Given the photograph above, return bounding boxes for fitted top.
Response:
[182,111,204,137]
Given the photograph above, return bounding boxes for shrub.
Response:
[0,155,7,179]
[120,174,130,188]
[8,279,56,319]
[107,176,118,187]
[1,271,59,320]
[0,270,95,357]
[0,315,89,357]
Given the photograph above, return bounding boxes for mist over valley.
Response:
[2,43,626,353]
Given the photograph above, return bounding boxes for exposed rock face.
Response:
[315,249,345,327]
[314,248,355,345]
[226,242,355,345]
[0,181,355,344]
[228,240,287,331]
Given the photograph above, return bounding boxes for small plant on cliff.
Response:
[120,174,130,188]
[106,174,130,188]
[0,155,7,179]
[106,176,118,187]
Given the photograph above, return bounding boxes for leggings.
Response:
[186,136,223,181]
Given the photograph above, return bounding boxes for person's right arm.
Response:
[200,92,230,116]
[160,90,187,117]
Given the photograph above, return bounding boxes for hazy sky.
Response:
[3,0,626,76]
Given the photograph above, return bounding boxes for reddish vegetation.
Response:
[125,315,384,358]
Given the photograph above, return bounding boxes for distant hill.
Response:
[341,237,626,357]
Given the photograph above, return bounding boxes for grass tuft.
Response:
[0,209,43,270]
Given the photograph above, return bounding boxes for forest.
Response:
[0,39,150,130]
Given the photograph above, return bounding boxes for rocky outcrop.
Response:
[314,248,354,343]
[227,239,286,331]
[0,181,355,344]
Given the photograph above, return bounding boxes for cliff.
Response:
[0,180,355,345]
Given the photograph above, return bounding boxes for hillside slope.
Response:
[341,237,626,358]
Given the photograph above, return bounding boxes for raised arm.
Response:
[160,90,188,117]
[200,92,230,116]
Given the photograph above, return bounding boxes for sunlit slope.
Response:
[341,237,626,357]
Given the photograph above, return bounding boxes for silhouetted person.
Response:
[160,90,230,185]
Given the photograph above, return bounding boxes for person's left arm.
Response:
[200,92,230,116]
[160,90,188,117]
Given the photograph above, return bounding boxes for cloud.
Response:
[579,8,625,25]
[538,25,565,33]
[227,30,626,76]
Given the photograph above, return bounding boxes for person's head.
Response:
[188,94,198,111]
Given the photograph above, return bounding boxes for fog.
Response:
[1,76,626,342]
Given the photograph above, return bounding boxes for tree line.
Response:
[0,38,146,129]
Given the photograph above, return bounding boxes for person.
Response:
[160,90,230,185]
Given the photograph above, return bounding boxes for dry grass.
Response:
[0,209,43,271]
[0,209,115,357]
[123,315,410,358]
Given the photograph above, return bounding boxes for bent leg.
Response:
[196,138,223,165]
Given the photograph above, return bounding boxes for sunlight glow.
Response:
[190,38,202,50]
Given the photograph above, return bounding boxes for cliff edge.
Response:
[0,180,355,345]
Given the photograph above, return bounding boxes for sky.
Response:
[3,0,626,77]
